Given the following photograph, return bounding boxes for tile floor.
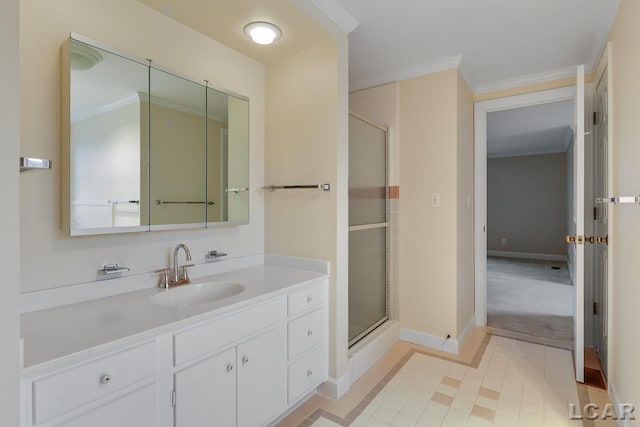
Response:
[276,329,616,427]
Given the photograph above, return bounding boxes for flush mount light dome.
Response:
[244,21,282,45]
[70,43,103,71]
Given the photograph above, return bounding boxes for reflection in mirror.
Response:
[226,96,250,223]
[205,87,228,223]
[69,39,148,233]
[65,35,250,235]
[206,88,249,224]
[148,68,206,228]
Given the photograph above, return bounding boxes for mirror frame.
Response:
[61,33,250,236]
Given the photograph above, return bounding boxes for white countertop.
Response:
[21,259,328,370]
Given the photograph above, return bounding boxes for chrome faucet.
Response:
[170,243,192,285]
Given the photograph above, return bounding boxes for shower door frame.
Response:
[348,112,390,348]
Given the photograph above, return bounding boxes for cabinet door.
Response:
[55,382,156,427]
[174,347,236,427]
[237,326,286,427]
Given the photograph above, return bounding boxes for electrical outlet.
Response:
[431,193,441,208]
[501,238,507,246]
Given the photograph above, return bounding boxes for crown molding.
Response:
[139,93,227,122]
[589,0,619,73]
[72,94,140,123]
[309,0,359,34]
[350,55,463,92]
[74,92,228,124]
[458,57,477,92]
[475,65,582,94]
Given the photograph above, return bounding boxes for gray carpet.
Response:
[487,256,574,342]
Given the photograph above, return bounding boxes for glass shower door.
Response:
[348,113,388,346]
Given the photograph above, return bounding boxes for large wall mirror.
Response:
[62,35,249,236]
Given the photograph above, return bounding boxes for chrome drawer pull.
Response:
[226,363,234,373]
[306,370,313,377]
[100,374,112,384]
[307,329,313,337]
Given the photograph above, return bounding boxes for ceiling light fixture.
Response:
[244,21,282,45]
[70,43,103,71]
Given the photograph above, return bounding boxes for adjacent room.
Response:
[486,100,575,344]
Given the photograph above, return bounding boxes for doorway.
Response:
[485,100,574,343]
[474,84,588,382]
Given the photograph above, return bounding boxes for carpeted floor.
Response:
[487,256,574,342]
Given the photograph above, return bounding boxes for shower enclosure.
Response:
[348,113,389,347]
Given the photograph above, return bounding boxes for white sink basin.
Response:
[151,281,245,307]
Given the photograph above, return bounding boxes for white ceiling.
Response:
[130,1,620,94]
[333,0,619,92]
[136,0,332,64]
[487,100,574,158]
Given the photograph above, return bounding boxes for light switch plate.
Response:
[431,193,441,208]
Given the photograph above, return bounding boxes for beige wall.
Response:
[456,73,475,335]
[398,69,459,338]
[0,0,20,423]
[265,40,348,381]
[487,153,568,256]
[148,102,206,226]
[605,0,640,412]
[20,0,265,292]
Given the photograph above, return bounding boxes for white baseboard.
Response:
[400,327,460,354]
[318,371,351,400]
[348,321,400,385]
[457,315,476,351]
[609,383,634,427]
[487,250,567,262]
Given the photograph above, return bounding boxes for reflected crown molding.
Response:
[73,93,228,124]
[138,93,228,123]
[71,94,139,123]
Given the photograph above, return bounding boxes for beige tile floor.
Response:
[276,328,616,427]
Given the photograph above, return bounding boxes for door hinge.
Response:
[593,206,597,221]
[593,112,600,126]
[565,235,585,245]
[593,301,598,315]
[171,390,176,407]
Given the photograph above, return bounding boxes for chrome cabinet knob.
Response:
[242,356,249,365]
[100,374,112,384]
[306,370,313,377]
[226,363,234,373]
[307,329,313,337]
[307,296,313,304]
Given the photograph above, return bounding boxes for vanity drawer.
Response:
[174,296,286,366]
[288,347,327,403]
[32,341,156,424]
[288,308,324,360]
[288,284,324,317]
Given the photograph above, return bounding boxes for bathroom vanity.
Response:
[20,256,329,427]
